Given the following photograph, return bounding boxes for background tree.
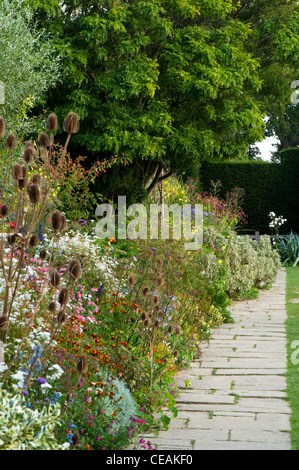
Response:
[0,0,61,135]
[26,0,299,202]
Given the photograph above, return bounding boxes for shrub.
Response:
[0,388,67,450]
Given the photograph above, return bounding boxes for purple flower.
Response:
[79,219,87,226]
[36,377,47,384]
[151,247,156,251]
[22,390,28,396]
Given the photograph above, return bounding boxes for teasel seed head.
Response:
[29,234,39,248]
[167,254,172,261]
[57,309,67,324]
[6,132,16,149]
[40,248,47,260]
[72,429,80,446]
[39,131,50,148]
[168,324,174,334]
[175,325,182,335]
[58,286,70,306]
[157,276,164,287]
[31,174,41,185]
[17,178,26,190]
[154,319,161,328]
[77,355,88,374]
[173,350,178,358]
[153,295,159,304]
[142,286,150,297]
[69,258,81,281]
[60,214,67,231]
[143,319,151,328]
[46,113,58,132]
[51,210,62,232]
[63,112,79,134]
[48,300,56,312]
[0,116,5,137]
[157,258,162,265]
[0,204,9,217]
[0,315,9,331]
[23,146,34,163]
[27,183,40,204]
[50,269,61,288]
[129,275,135,286]
[7,233,17,244]
[12,163,23,180]
[140,311,148,321]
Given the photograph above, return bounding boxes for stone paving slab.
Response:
[131,269,292,450]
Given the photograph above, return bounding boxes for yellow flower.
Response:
[218,260,223,264]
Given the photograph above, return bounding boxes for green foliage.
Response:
[0,389,65,450]
[278,232,299,266]
[0,0,60,134]
[25,0,299,200]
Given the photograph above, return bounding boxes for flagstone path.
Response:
[140,268,292,450]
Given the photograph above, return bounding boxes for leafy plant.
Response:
[278,232,299,266]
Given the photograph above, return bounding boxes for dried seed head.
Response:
[157,276,164,287]
[0,116,5,137]
[69,258,81,281]
[173,350,178,358]
[168,324,174,334]
[57,309,66,323]
[72,430,80,446]
[130,317,136,323]
[153,295,159,304]
[27,183,40,204]
[0,204,9,217]
[142,286,150,297]
[39,248,47,260]
[167,254,172,261]
[0,315,9,331]
[23,146,34,163]
[58,286,70,306]
[175,325,182,335]
[48,301,56,312]
[50,270,61,288]
[12,163,23,180]
[31,174,41,185]
[29,234,39,248]
[39,131,50,148]
[60,214,67,231]
[6,132,16,149]
[51,210,62,232]
[129,275,135,286]
[154,319,161,328]
[140,312,148,321]
[17,178,26,190]
[22,166,28,179]
[143,319,151,328]
[63,112,79,134]
[77,355,88,374]
[7,233,17,244]
[46,113,58,132]
[157,258,162,265]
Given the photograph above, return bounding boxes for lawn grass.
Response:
[285,267,299,450]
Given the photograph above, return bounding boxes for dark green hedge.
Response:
[199,148,299,234]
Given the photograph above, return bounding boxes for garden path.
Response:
[140,268,292,450]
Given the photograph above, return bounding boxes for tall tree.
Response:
[27,0,299,201]
[0,0,61,135]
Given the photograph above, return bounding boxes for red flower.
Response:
[9,222,16,229]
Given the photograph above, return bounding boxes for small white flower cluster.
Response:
[268,212,287,229]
